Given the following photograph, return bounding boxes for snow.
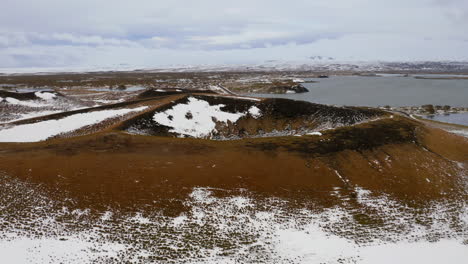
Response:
[4,97,52,107]
[130,213,152,224]
[100,211,113,221]
[2,61,468,75]
[229,196,252,209]
[0,106,148,142]
[334,170,349,184]
[450,130,468,138]
[285,90,296,94]
[208,85,229,94]
[94,99,124,104]
[274,226,468,264]
[292,78,305,83]
[248,106,262,118]
[0,236,126,264]
[227,96,261,101]
[172,214,188,226]
[153,97,245,138]
[274,225,357,262]
[359,240,468,264]
[183,187,468,263]
[307,131,323,136]
[1,183,467,263]
[34,91,56,100]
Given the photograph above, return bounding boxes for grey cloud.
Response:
[0,0,467,68]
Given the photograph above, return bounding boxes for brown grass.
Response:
[0,116,466,214]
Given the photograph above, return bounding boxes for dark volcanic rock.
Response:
[137,89,216,98]
[288,84,309,93]
[264,84,309,94]
[0,90,61,101]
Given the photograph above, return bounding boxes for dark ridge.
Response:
[137,89,217,99]
[244,118,417,156]
[0,90,62,100]
[258,98,384,122]
[289,84,309,93]
[186,95,384,122]
[119,95,387,139]
[270,84,309,93]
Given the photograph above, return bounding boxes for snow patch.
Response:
[358,240,468,264]
[34,92,56,100]
[248,106,262,118]
[100,211,113,221]
[307,131,323,136]
[4,97,52,108]
[172,214,188,227]
[227,96,261,101]
[292,78,305,83]
[130,213,152,224]
[334,170,349,184]
[274,225,358,262]
[450,130,468,138]
[153,97,245,138]
[0,236,126,264]
[0,106,148,142]
[208,85,229,94]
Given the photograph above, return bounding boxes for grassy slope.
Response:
[0,115,466,215]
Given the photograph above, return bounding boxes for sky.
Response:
[1,0,468,69]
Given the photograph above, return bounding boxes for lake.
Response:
[250,75,468,107]
[425,113,468,126]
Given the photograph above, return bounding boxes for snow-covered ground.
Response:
[1,181,467,264]
[0,106,148,142]
[0,235,126,264]
[0,92,90,123]
[1,97,54,108]
[34,91,56,100]
[152,97,261,138]
[451,130,468,138]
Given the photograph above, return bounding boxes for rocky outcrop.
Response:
[287,84,309,93]
[257,83,309,94]
[0,90,61,101]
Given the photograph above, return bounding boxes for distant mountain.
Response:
[309,56,335,61]
[2,61,468,75]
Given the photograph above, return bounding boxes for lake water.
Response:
[425,113,468,126]
[250,76,468,107]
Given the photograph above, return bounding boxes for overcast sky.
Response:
[1,0,468,69]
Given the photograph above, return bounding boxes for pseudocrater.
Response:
[121,95,386,140]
